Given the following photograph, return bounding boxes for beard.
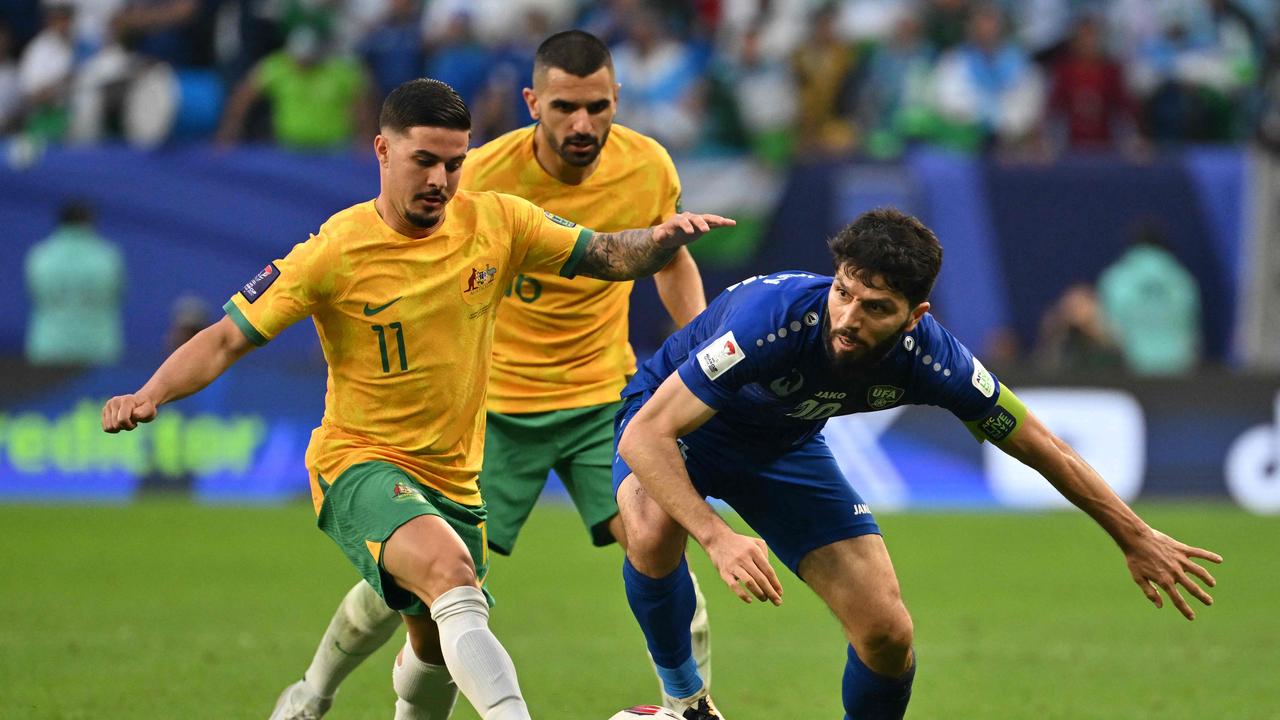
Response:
[404,191,447,228]
[823,315,908,378]
[555,127,609,167]
[404,210,439,228]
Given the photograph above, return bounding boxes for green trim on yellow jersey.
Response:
[223,300,269,346]
[558,227,593,279]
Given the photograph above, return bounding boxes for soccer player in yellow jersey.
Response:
[273,31,722,720]
[100,78,733,720]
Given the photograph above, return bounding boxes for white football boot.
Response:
[268,679,333,720]
[664,687,725,720]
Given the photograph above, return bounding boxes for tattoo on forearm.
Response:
[576,228,677,280]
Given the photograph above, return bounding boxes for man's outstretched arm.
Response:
[575,212,733,281]
[618,372,783,606]
[102,316,255,432]
[996,407,1222,620]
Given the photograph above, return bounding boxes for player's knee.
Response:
[399,551,477,602]
[855,606,914,666]
[431,558,478,596]
[623,524,684,575]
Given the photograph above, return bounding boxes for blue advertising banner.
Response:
[0,358,323,502]
[3,361,1278,514]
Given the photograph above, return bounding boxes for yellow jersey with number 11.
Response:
[223,192,592,508]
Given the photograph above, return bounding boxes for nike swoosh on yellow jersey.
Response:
[363,297,402,316]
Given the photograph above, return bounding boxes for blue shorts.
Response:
[613,392,881,577]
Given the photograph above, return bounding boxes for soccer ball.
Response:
[608,706,684,720]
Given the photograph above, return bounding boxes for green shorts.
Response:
[480,401,622,555]
[316,461,491,616]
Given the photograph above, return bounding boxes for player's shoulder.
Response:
[726,271,830,303]
[907,313,965,356]
[899,312,995,395]
[608,124,677,168]
[455,187,530,212]
[314,200,379,243]
[451,189,544,230]
[718,271,829,329]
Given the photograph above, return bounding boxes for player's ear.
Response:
[374,133,390,168]
[905,301,930,332]
[522,87,539,121]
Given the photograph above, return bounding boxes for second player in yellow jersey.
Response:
[465,122,684,413]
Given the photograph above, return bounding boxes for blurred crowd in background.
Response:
[11,0,1280,380]
[1,0,1278,160]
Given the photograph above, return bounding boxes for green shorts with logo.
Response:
[480,400,622,555]
[316,461,491,616]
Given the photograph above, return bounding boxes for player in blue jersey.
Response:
[613,208,1222,720]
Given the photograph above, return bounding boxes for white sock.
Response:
[392,635,458,720]
[429,586,529,720]
[303,580,401,698]
[689,568,713,689]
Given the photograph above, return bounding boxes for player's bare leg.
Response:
[269,581,402,719]
[383,515,530,720]
[608,512,715,699]
[800,534,916,719]
[618,474,725,719]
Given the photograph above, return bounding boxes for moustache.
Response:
[563,135,598,148]
[833,333,865,349]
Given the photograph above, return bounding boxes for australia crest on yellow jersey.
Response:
[461,257,500,306]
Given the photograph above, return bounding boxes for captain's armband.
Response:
[964,386,1028,444]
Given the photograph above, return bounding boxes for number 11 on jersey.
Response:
[372,322,408,373]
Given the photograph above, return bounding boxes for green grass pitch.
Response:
[1,500,1276,718]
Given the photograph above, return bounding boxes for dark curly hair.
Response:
[827,208,943,308]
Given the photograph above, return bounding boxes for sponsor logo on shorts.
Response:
[240,262,280,303]
[543,211,577,228]
[971,358,995,398]
[867,385,905,409]
[979,407,1018,442]
[392,481,427,503]
[853,503,870,515]
[697,331,745,381]
[815,390,847,400]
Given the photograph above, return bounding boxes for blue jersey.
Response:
[623,272,1006,451]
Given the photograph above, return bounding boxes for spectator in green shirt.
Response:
[217,27,375,150]
[24,201,125,366]
[1098,225,1202,376]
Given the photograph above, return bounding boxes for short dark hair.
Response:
[534,30,613,78]
[827,208,943,307]
[379,78,470,133]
